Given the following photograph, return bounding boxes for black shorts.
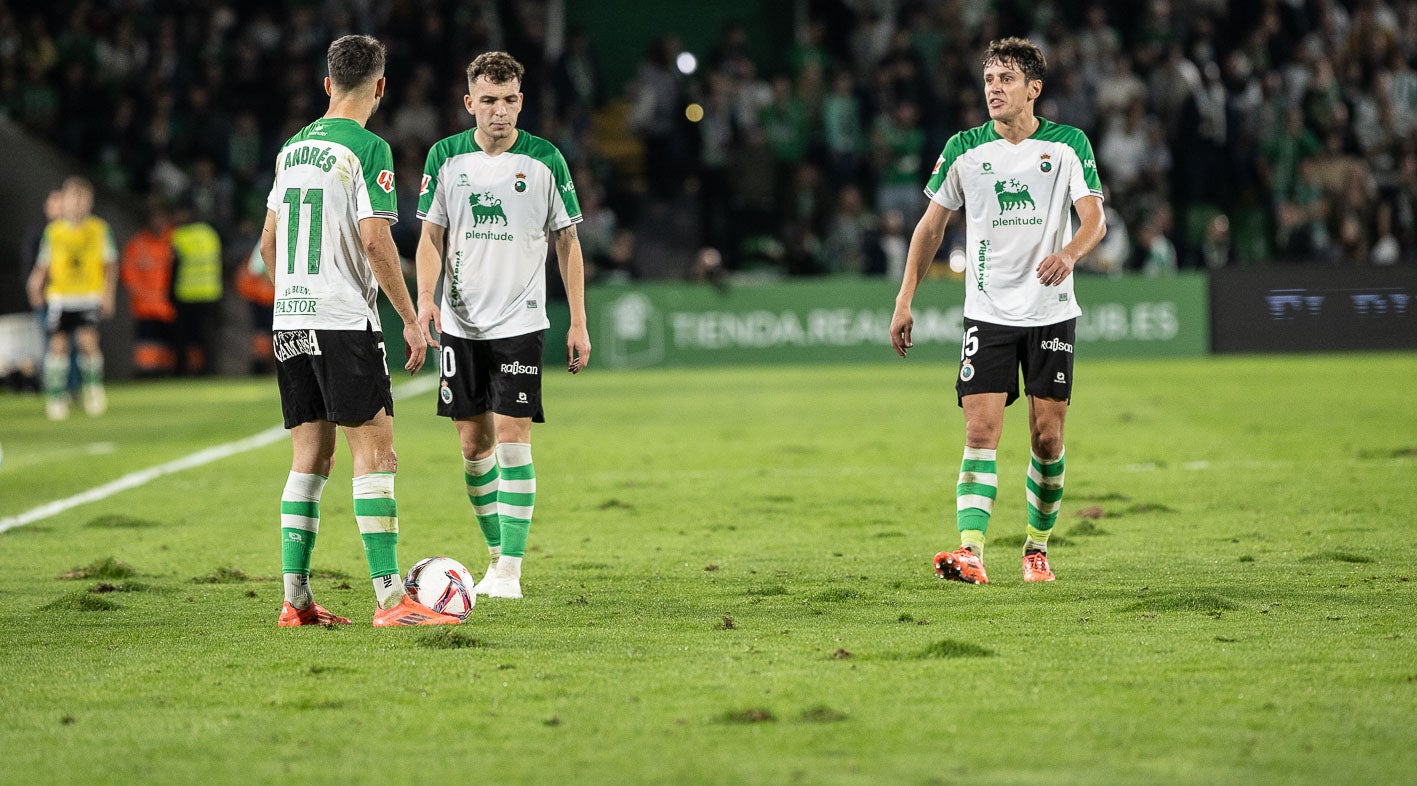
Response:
[46,306,100,336]
[437,331,545,422]
[275,327,394,428]
[955,317,1075,407]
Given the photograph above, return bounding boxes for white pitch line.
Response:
[0,375,437,534]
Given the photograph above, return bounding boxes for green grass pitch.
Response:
[1,353,1415,785]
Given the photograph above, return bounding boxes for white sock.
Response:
[496,555,523,580]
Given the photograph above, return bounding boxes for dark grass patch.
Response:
[43,592,120,612]
[873,530,905,538]
[1356,446,1417,459]
[1239,555,1256,563]
[1067,521,1108,537]
[1303,551,1374,564]
[720,614,736,630]
[704,563,720,571]
[568,562,611,570]
[810,587,860,603]
[831,648,852,660]
[90,582,152,594]
[415,629,488,650]
[1126,502,1175,514]
[991,533,1069,548]
[59,557,137,580]
[192,567,266,584]
[83,515,163,529]
[720,707,776,724]
[311,569,353,580]
[287,698,345,711]
[914,639,996,659]
[1119,592,1241,613]
[1069,491,1132,502]
[747,585,788,597]
[597,498,634,510]
[799,705,847,723]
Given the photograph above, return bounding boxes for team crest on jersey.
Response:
[377,170,395,193]
[457,173,472,187]
[420,174,431,196]
[1039,153,1052,173]
[440,380,453,404]
[960,359,975,382]
[514,172,527,192]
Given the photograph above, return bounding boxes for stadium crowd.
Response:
[3,0,1417,285]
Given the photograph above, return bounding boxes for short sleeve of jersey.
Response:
[925,134,966,211]
[1064,130,1104,203]
[417,142,448,226]
[547,145,581,231]
[99,221,117,263]
[358,138,399,223]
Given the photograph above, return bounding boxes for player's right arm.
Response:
[360,216,426,375]
[25,226,52,309]
[259,209,278,286]
[890,200,954,358]
[414,220,446,348]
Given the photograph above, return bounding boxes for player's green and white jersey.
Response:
[265,118,398,331]
[418,129,581,341]
[925,117,1102,327]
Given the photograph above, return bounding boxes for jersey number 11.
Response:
[282,187,324,274]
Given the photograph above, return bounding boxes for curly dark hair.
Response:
[466,51,525,88]
[326,35,386,90]
[982,37,1047,83]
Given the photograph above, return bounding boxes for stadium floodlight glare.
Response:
[685,103,704,122]
[676,52,698,75]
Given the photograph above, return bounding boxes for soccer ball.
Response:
[404,557,476,620]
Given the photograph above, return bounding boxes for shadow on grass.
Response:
[415,628,489,650]
[1302,551,1374,564]
[83,515,164,529]
[43,592,120,612]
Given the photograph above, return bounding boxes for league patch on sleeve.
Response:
[377,170,396,193]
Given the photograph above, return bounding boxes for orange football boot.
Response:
[372,594,463,627]
[934,547,989,585]
[278,601,352,627]
[1022,551,1056,582]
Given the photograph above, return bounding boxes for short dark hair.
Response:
[327,35,386,90]
[466,51,525,88]
[983,37,1047,84]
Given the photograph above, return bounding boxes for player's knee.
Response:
[1031,431,1064,460]
[964,420,1002,448]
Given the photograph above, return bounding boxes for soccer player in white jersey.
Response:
[261,35,459,627]
[890,37,1106,585]
[415,51,590,600]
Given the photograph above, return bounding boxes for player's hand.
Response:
[566,325,591,374]
[889,305,914,358]
[1036,251,1076,287]
[415,293,441,350]
[401,321,427,375]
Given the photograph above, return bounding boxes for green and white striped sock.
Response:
[1025,450,1065,552]
[280,471,327,608]
[464,454,502,560]
[957,447,998,555]
[353,472,402,608]
[43,354,67,405]
[495,443,535,562]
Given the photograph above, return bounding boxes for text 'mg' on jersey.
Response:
[925,117,1103,327]
[417,129,582,341]
[266,118,399,331]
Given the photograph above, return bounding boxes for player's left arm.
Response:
[1037,195,1106,287]
[554,223,590,374]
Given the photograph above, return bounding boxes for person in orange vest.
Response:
[236,242,275,373]
[120,201,177,376]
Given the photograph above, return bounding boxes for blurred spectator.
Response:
[236,243,275,374]
[169,204,223,375]
[120,200,177,376]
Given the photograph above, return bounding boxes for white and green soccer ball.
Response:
[404,556,476,620]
